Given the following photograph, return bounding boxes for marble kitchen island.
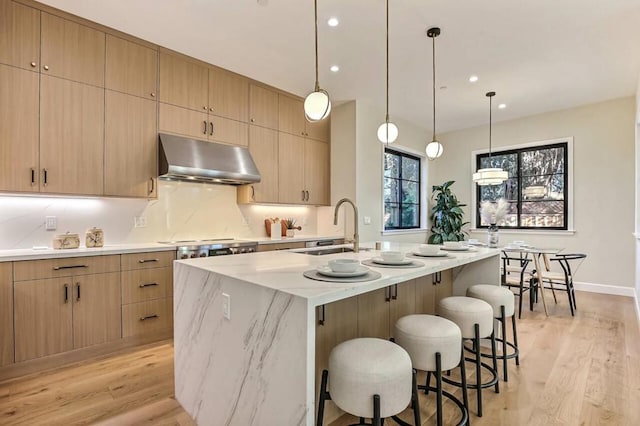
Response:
[173,243,500,425]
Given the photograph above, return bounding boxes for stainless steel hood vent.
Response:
[159,133,261,185]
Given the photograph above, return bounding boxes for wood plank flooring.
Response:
[0,291,637,425]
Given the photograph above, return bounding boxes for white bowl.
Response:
[328,258,360,273]
[443,241,463,249]
[418,244,440,255]
[380,251,405,262]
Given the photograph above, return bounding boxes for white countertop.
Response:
[253,235,342,244]
[0,243,176,262]
[175,242,500,306]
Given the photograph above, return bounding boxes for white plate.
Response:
[317,265,370,278]
[412,251,448,257]
[441,246,473,252]
[371,257,413,266]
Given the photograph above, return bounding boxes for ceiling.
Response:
[38,0,640,134]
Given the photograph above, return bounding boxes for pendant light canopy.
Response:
[303,0,331,122]
[377,0,398,144]
[425,27,443,160]
[473,91,509,185]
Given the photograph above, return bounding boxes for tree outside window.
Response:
[384,148,421,230]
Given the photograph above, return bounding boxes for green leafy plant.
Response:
[428,181,469,244]
[283,218,297,230]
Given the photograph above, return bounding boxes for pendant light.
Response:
[377,0,398,144]
[303,0,331,122]
[472,91,509,185]
[425,27,443,160]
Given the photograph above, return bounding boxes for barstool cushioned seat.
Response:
[395,315,462,372]
[437,296,493,338]
[467,285,515,317]
[328,337,413,419]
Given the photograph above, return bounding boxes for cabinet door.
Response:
[0,1,40,70]
[278,94,305,137]
[159,52,208,111]
[40,76,104,195]
[105,91,158,198]
[0,65,39,192]
[159,102,208,140]
[209,115,248,147]
[389,279,417,338]
[14,278,73,362]
[304,139,330,205]
[209,67,248,122]
[122,267,172,304]
[357,287,391,339]
[249,84,278,130]
[106,35,158,99]
[306,116,330,142]
[0,263,13,366]
[415,274,436,314]
[248,126,278,202]
[278,133,305,204]
[41,13,105,86]
[73,272,121,349]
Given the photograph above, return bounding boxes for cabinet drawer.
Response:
[14,255,120,281]
[122,298,170,337]
[257,241,306,252]
[122,267,172,304]
[121,251,175,271]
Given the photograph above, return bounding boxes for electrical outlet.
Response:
[222,293,231,320]
[363,216,371,225]
[134,216,147,228]
[45,216,57,231]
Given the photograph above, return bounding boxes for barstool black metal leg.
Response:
[490,331,500,393]
[474,324,482,417]
[412,369,421,426]
[317,369,329,426]
[518,280,524,319]
[500,306,508,382]
[459,344,469,425]
[512,314,520,366]
[436,352,443,426]
[425,371,432,395]
[373,394,381,426]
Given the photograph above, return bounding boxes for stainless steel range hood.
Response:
[159,133,260,185]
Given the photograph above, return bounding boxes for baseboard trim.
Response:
[573,281,636,297]
[635,289,640,325]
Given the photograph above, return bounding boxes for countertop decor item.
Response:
[303,0,331,121]
[480,198,509,248]
[425,27,443,160]
[473,91,509,186]
[53,232,80,249]
[377,0,398,144]
[85,227,104,248]
[428,180,469,244]
[283,218,301,237]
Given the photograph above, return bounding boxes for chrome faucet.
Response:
[333,198,359,253]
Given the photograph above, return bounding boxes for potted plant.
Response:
[283,218,301,237]
[428,181,469,244]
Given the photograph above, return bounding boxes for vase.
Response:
[487,223,499,248]
[286,229,295,237]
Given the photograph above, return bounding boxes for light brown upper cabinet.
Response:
[209,115,248,146]
[249,84,278,130]
[306,115,331,142]
[0,64,40,192]
[304,139,330,205]
[278,94,330,142]
[0,1,40,71]
[209,66,249,122]
[40,75,105,195]
[237,126,279,203]
[106,35,158,99]
[159,52,208,111]
[278,133,306,204]
[105,91,158,198]
[159,102,208,140]
[40,13,105,87]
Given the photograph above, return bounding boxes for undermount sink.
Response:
[295,247,370,256]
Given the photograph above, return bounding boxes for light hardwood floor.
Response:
[0,291,638,425]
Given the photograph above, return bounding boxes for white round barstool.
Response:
[316,337,421,426]
[437,296,499,417]
[395,315,469,426]
[467,284,520,382]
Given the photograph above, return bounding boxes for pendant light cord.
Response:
[489,95,492,157]
[385,0,389,122]
[432,33,436,142]
[314,0,319,91]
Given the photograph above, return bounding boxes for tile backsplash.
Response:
[0,181,336,250]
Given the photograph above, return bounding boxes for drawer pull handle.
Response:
[76,283,81,301]
[138,259,159,264]
[140,314,159,321]
[139,282,159,288]
[53,265,88,270]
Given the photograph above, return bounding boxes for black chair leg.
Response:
[490,331,500,393]
[474,324,482,417]
[459,344,470,424]
[500,306,508,382]
[512,314,520,366]
[567,283,575,316]
[436,353,443,426]
[373,394,381,426]
[518,280,524,319]
[412,369,421,426]
[317,369,329,426]
[425,371,432,395]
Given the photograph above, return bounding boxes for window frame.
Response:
[470,137,574,232]
[383,147,422,231]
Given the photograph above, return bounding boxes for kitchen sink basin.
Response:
[295,247,370,255]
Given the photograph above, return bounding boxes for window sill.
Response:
[469,228,576,236]
[381,228,429,236]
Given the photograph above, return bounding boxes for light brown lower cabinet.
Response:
[72,272,121,349]
[1,263,14,366]
[122,298,171,338]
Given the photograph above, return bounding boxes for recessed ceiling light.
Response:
[327,17,339,27]
[468,75,479,83]
[330,65,340,72]
[498,103,507,109]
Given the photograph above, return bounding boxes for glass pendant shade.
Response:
[425,140,443,159]
[377,121,398,143]
[304,89,331,122]
[472,168,509,185]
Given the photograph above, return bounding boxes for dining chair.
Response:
[539,253,587,316]
[501,252,537,318]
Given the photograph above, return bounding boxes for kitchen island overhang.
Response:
[173,244,500,425]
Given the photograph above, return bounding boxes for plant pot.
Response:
[286,229,295,237]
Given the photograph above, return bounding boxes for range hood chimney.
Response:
[158,133,261,185]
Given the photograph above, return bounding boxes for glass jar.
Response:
[487,223,499,248]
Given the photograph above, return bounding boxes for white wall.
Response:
[635,77,640,316]
[434,96,636,289]
[0,181,323,250]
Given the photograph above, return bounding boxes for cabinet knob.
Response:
[209,107,214,112]
[150,92,156,97]
[43,65,49,71]
[203,106,208,110]
[30,61,37,68]
[250,118,255,123]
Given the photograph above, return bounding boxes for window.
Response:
[384,148,421,230]
[476,141,568,230]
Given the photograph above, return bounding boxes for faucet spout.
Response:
[333,198,359,253]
